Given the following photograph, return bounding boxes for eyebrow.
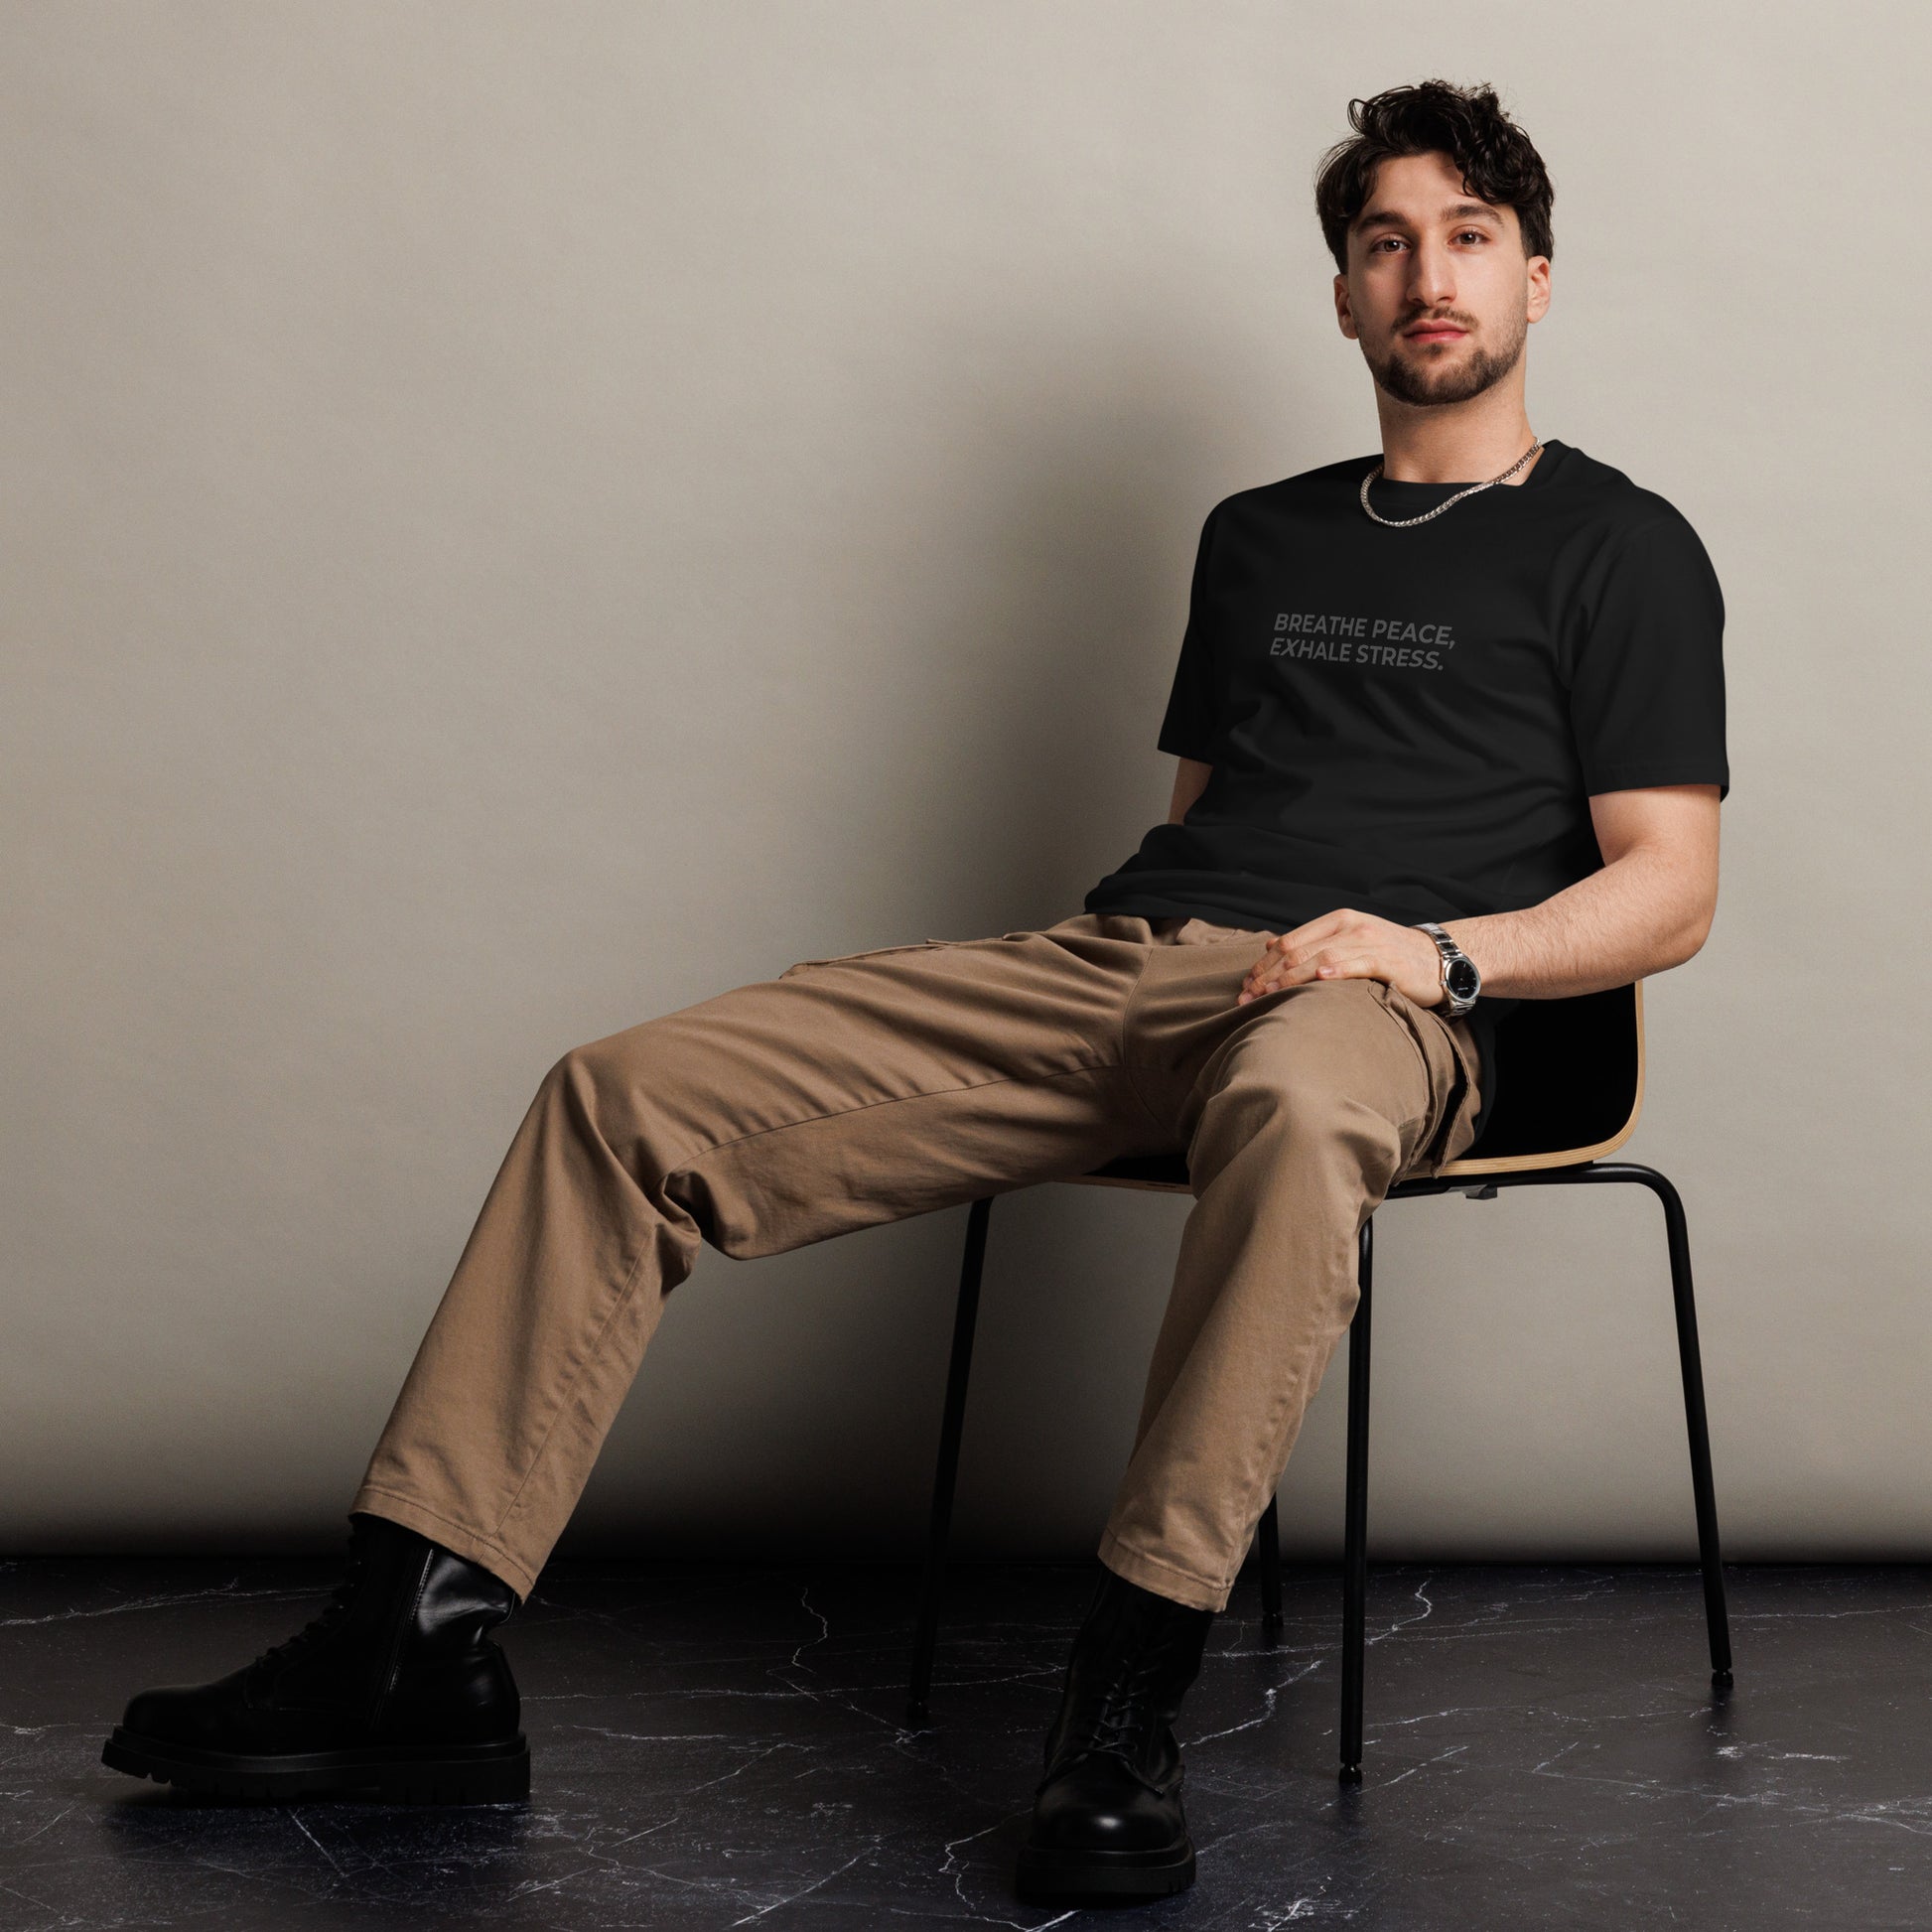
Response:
[1352,200,1502,233]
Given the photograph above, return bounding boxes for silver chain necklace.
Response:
[1359,437,1542,527]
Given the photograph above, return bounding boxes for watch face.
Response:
[1447,956,1479,999]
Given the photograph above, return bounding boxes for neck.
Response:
[1374,394,1540,484]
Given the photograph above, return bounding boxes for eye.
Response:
[1456,230,1487,243]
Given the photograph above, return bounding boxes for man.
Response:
[103,76,1725,1909]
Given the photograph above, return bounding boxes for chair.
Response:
[902,979,1734,1782]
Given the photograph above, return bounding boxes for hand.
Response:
[1236,909,1447,1008]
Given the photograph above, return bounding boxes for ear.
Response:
[1334,271,1358,341]
[1525,253,1552,324]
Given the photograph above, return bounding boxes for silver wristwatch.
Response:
[1412,921,1481,1018]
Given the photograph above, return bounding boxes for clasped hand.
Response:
[1236,908,1447,1009]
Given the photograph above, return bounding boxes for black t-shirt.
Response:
[1083,438,1729,1146]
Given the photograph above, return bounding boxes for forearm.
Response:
[1439,848,1714,1001]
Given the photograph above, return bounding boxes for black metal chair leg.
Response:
[1257,1495,1283,1636]
[905,1194,993,1727]
[1635,1166,1734,1686]
[1339,1214,1374,1783]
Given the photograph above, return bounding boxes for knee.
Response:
[547,1036,612,1092]
[1195,1061,1410,1183]
[542,1040,606,1120]
[1204,1054,1363,1132]
[542,1028,677,1162]
[546,1018,664,1099]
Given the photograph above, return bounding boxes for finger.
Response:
[1310,953,1376,981]
[1252,933,1311,977]
[1266,951,1348,992]
[1282,912,1345,950]
[1239,955,1309,1003]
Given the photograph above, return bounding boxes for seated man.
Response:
[102,81,1725,1908]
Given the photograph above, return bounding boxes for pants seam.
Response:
[664,1059,1134,1169]
[489,1229,657,1544]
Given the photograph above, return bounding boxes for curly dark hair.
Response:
[1312,79,1554,275]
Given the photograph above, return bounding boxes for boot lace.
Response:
[1045,1650,1169,1793]
[249,1537,371,1676]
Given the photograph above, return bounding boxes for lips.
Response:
[1404,325,1466,342]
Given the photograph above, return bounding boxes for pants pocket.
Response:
[1436,1021,1485,1167]
[1366,979,1472,1175]
[777,939,947,979]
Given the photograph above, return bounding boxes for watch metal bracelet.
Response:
[1413,920,1481,1018]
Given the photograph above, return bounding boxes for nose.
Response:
[1407,236,1456,310]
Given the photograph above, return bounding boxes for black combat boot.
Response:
[1014,1561,1218,1903]
[101,1510,529,1804]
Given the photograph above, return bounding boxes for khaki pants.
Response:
[350,911,1482,1613]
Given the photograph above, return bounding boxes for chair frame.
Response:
[901,978,1735,1781]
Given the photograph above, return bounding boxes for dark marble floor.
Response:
[1,1554,1926,1929]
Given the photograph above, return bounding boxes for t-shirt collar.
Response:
[1363,436,1568,502]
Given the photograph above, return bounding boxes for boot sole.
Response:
[1014,1833,1196,1900]
[100,1726,530,1805]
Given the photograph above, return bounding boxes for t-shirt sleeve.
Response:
[1154,501,1225,761]
[1568,510,1729,801]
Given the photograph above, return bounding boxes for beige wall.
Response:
[6,1,1921,1569]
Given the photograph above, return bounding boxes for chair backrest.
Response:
[1074,980,1645,1195]
[1445,980,1643,1175]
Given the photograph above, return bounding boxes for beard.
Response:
[1364,310,1528,407]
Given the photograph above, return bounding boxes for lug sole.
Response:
[1014,1833,1196,1900]
[100,1726,530,1805]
